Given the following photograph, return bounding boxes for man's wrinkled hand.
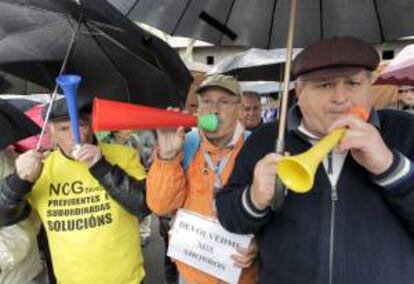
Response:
[15,150,48,182]
[72,144,102,167]
[231,238,259,268]
[156,108,186,161]
[250,153,282,210]
[329,115,393,175]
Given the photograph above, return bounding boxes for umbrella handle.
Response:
[271,0,298,211]
[36,15,83,151]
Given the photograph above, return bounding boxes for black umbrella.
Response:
[0,0,193,108]
[109,0,414,48]
[0,98,40,149]
[0,71,51,94]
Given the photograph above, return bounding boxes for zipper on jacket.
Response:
[328,152,337,284]
[329,185,338,284]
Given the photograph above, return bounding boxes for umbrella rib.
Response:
[36,11,84,150]
[0,0,82,39]
[267,0,279,49]
[87,20,126,33]
[0,17,73,42]
[86,22,178,104]
[218,0,237,45]
[0,2,107,42]
[171,0,193,35]
[126,0,141,18]
[86,22,163,71]
[372,0,385,42]
[84,22,143,102]
[319,0,324,40]
[4,1,77,18]
[86,21,171,77]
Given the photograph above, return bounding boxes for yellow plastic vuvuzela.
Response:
[277,107,369,193]
[277,128,346,193]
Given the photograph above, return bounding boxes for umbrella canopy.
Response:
[15,104,51,152]
[375,44,414,86]
[0,94,51,151]
[209,48,301,81]
[239,81,294,95]
[0,0,192,108]
[0,72,50,94]
[5,98,39,112]
[240,81,281,94]
[109,0,414,48]
[0,98,41,149]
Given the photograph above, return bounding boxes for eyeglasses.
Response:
[198,98,241,111]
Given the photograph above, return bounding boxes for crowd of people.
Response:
[0,36,413,284]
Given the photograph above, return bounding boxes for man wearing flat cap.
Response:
[0,97,149,284]
[216,37,414,284]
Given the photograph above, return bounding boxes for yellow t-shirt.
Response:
[29,143,146,284]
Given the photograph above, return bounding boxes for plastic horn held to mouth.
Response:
[92,98,218,132]
[55,74,82,145]
[197,114,218,131]
[276,106,369,193]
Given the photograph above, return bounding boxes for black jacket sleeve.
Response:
[374,110,414,235]
[89,157,150,219]
[216,124,276,234]
[373,150,414,235]
[0,174,32,227]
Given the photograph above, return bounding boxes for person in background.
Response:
[109,129,155,247]
[239,91,263,131]
[397,85,414,113]
[184,91,199,116]
[216,37,414,284]
[262,93,279,123]
[184,62,210,115]
[0,97,149,284]
[0,148,46,284]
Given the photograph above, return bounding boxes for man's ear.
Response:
[46,123,58,148]
[294,81,304,101]
[46,123,54,134]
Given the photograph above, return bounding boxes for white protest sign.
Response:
[167,209,253,283]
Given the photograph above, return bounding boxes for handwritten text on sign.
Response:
[167,209,252,283]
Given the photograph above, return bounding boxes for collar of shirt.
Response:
[200,121,245,154]
[298,121,348,186]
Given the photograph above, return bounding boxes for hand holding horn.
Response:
[277,106,370,193]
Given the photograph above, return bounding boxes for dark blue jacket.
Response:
[216,108,414,284]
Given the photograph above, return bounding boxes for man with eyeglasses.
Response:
[146,75,259,284]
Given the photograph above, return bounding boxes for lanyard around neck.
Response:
[202,149,232,193]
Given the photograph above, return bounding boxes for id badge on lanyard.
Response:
[202,150,231,212]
